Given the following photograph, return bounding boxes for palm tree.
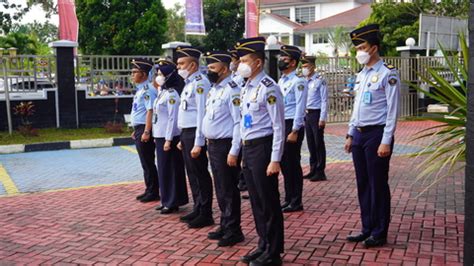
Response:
[326,25,352,57]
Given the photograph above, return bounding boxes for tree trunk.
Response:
[465,2,474,265]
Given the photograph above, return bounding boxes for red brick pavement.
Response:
[0,120,464,265]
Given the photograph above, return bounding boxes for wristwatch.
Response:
[346,134,353,139]
[144,130,151,135]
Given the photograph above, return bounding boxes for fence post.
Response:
[49,40,78,128]
[161,41,192,63]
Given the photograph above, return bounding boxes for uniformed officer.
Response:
[130,58,160,203]
[301,55,328,181]
[202,51,245,247]
[344,24,400,248]
[152,60,189,214]
[237,37,285,266]
[176,46,214,228]
[229,46,248,194]
[278,45,308,213]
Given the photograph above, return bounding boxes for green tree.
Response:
[361,0,469,56]
[166,3,185,42]
[326,26,352,57]
[13,21,58,43]
[0,32,40,54]
[76,0,168,55]
[201,0,244,51]
[0,0,29,34]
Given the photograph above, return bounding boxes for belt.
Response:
[356,125,385,133]
[181,127,196,133]
[133,124,145,130]
[306,109,321,113]
[207,138,232,144]
[242,135,272,146]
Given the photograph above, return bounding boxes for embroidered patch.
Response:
[384,64,396,70]
[195,75,203,81]
[232,97,241,106]
[389,78,397,85]
[144,94,150,100]
[196,87,204,94]
[298,84,305,91]
[169,98,176,104]
[228,81,238,88]
[267,95,277,105]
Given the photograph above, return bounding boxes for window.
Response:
[294,35,306,47]
[280,36,290,45]
[271,8,290,19]
[295,6,315,24]
[312,33,329,44]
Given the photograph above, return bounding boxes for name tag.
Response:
[244,114,253,128]
[133,103,138,111]
[153,114,157,124]
[363,91,372,104]
[182,100,188,110]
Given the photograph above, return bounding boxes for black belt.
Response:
[306,109,321,113]
[207,138,232,144]
[133,125,145,130]
[356,125,385,133]
[181,127,196,133]
[242,135,272,146]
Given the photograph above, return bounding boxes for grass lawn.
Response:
[0,127,131,145]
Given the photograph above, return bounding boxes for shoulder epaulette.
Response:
[195,74,203,81]
[384,63,396,70]
[261,77,274,87]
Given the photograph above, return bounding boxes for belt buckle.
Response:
[357,127,363,132]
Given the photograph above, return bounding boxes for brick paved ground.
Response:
[0,120,464,265]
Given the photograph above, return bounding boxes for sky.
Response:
[0,0,184,27]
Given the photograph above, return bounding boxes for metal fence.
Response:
[75,55,162,97]
[0,55,56,93]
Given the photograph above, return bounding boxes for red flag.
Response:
[58,0,79,42]
[245,0,259,38]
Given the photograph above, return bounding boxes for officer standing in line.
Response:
[236,37,285,266]
[176,46,215,229]
[228,46,248,195]
[152,60,189,214]
[130,58,160,203]
[202,51,245,247]
[278,45,308,213]
[301,55,328,182]
[344,24,400,248]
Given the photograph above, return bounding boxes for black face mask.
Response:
[207,70,220,83]
[278,60,290,71]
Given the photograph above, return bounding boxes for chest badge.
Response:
[371,75,378,83]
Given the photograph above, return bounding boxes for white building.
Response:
[259,0,372,55]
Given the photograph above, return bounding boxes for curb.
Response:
[0,137,134,154]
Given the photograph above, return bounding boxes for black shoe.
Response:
[136,193,147,200]
[310,174,327,182]
[242,194,250,200]
[217,232,245,247]
[249,253,282,266]
[241,249,264,264]
[208,227,225,240]
[155,205,164,211]
[363,236,387,248]
[161,206,179,214]
[346,233,370,242]
[303,173,313,179]
[282,204,303,213]
[280,201,290,209]
[187,216,214,229]
[180,211,199,223]
[139,194,160,203]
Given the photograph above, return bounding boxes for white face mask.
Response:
[229,62,238,72]
[178,69,190,79]
[155,75,165,86]
[356,50,371,65]
[237,63,252,78]
[302,67,311,77]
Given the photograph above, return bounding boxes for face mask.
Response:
[278,60,290,71]
[207,70,220,83]
[302,67,311,77]
[229,62,238,72]
[155,75,166,86]
[178,69,190,79]
[356,50,371,65]
[237,63,252,78]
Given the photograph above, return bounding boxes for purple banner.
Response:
[185,0,206,35]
